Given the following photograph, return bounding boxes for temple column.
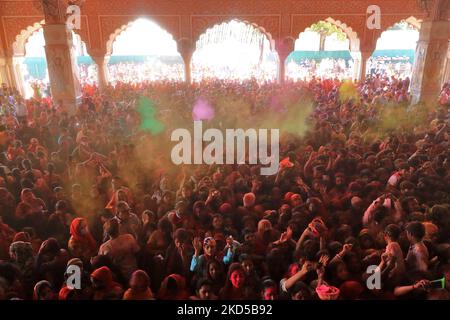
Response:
[277,52,288,84]
[350,50,373,82]
[442,45,450,84]
[350,51,362,81]
[0,57,10,85]
[276,38,294,84]
[0,55,26,95]
[360,51,373,82]
[91,54,110,90]
[41,0,81,114]
[178,39,194,84]
[184,59,192,84]
[410,1,450,105]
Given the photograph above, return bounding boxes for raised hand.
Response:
[192,237,203,255]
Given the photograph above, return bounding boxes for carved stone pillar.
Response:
[0,56,20,90]
[0,55,26,95]
[410,20,450,105]
[359,50,373,82]
[0,57,9,85]
[91,54,110,90]
[276,38,294,84]
[442,45,450,84]
[41,0,81,114]
[410,0,450,105]
[178,39,194,84]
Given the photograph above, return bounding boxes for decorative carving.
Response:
[417,0,431,17]
[417,0,450,20]
[423,40,447,89]
[68,0,85,6]
[41,0,64,23]
[1,0,429,54]
[191,15,280,46]
[10,19,45,54]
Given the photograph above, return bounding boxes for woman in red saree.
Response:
[68,217,98,262]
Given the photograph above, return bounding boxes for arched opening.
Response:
[17,25,93,98]
[107,18,184,84]
[367,20,420,81]
[286,20,356,81]
[191,20,278,83]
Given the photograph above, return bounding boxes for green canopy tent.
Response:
[286,50,352,63]
[371,49,415,62]
[22,50,415,80]
[23,56,94,79]
[286,49,415,63]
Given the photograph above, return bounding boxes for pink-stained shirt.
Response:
[405,242,429,273]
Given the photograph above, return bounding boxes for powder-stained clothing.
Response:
[99,233,140,280]
[405,242,429,273]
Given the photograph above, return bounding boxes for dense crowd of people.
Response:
[286,58,353,81]
[108,62,185,84]
[367,58,413,80]
[0,75,449,300]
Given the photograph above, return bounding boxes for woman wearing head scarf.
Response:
[14,188,46,232]
[58,258,92,300]
[90,266,123,300]
[14,228,42,255]
[191,237,222,273]
[35,238,69,291]
[123,270,154,300]
[33,280,55,300]
[0,217,15,260]
[157,274,189,300]
[68,217,98,262]
[0,187,16,227]
[9,241,35,299]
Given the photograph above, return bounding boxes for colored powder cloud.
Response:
[193,97,215,121]
[137,96,165,135]
[339,80,359,102]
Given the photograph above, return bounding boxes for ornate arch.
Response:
[12,19,91,57]
[104,17,181,56]
[292,17,361,53]
[191,16,280,51]
[12,20,45,56]
[324,17,360,52]
[380,16,422,34]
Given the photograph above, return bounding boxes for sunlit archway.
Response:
[19,26,94,98]
[286,20,355,82]
[367,21,420,81]
[107,18,184,84]
[191,20,278,83]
